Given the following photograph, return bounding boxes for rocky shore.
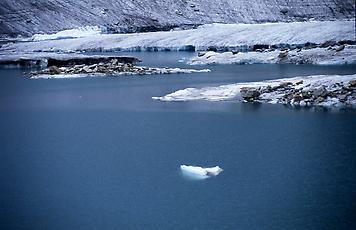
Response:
[240,78,356,107]
[29,58,210,79]
[189,44,356,65]
[154,74,356,108]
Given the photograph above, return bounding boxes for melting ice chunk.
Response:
[180,165,223,179]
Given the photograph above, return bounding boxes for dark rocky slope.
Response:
[0,0,354,37]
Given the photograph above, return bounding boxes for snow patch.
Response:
[30,26,103,42]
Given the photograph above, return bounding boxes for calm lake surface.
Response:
[1,52,356,230]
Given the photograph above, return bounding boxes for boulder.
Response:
[240,87,260,101]
[320,40,337,48]
[348,79,356,88]
[82,66,93,73]
[335,45,345,52]
[294,80,303,85]
[313,86,329,98]
[315,97,325,104]
[278,50,289,58]
[272,82,292,90]
[292,93,303,102]
[338,94,348,102]
[48,66,61,74]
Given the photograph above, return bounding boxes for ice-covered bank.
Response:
[188,46,356,65]
[153,74,356,108]
[0,21,354,53]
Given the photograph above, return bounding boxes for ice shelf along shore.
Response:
[188,46,356,65]
[0,21,354,53]
[153,74,356,108]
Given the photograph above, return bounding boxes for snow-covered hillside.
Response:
[0,0,354,37]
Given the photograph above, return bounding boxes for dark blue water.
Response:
[1,52,356,230]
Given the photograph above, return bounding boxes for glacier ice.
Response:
[1,21,354,53]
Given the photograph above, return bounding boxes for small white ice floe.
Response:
[180,165,223,179]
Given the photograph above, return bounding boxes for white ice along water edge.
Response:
[153,74,356,107]
[1,20,354,53]
[188,46,356,65]
[180,165,223,179]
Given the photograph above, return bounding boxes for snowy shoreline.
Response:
[188,46,356,65]
[153,74,356,108]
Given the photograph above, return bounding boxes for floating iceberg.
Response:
[180,165,223,179]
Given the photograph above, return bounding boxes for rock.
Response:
[111,59,118,65]
[292,93,303,102]
[304,42,317,49]
[260,85,272,93]
[313,86,329,98]
[272,82,292,90]
[278,50,289,58]
[82,66,93,73]
[48,66,61,74]
[240,87,260,101]
[280,8,288,15]
[294,80,303,85]
[179,45,196,52]
[348,79,356,88]
[198,51,207,57]
[335,45,345,52]
[301,90,312,99]
[338,94,348,102]
[315,96,325,104]
[207,46,218,52]
[300,100,307,106]
[253,44,269,51]
[320,40,337,48]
